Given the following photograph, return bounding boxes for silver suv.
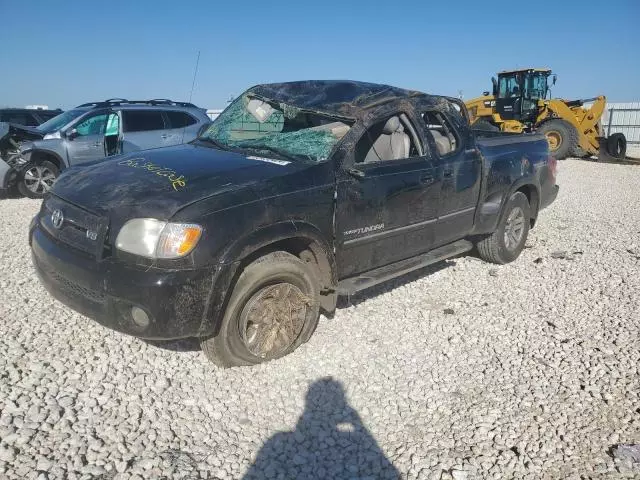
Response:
[1,99,211,198]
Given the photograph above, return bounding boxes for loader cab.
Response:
[495,69,552,123]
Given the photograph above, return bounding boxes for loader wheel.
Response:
[606,133,627,159]
[537,120,578,160]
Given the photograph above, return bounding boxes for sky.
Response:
[1,0,638,109]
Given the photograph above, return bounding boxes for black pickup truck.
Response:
[29,80,558,367]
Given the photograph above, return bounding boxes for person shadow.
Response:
[243,377,400,480]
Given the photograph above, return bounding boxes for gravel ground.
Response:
[1,159,639,480]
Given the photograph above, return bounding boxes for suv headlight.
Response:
[43,131,61,140]
[115,219,202,259]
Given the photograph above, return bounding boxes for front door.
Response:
[335,113,441,278]
[65,111,109,165]
[496,72,523,121]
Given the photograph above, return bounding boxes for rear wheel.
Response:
[537,119,578,160]
[200,251,320,367]
[477,192,531,264]
[18,160,59,199]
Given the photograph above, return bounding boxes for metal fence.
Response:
[603,102,640,144]
[585,101,640,144]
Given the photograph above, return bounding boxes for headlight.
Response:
[115,218,202,259]
[43,131,61,140]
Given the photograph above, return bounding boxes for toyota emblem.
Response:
[51,209,64,229]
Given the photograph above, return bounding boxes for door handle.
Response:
[160,134,169,139]
[420,174,435,185]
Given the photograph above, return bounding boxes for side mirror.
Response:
[552,75,557,85]
[66,128,78,140]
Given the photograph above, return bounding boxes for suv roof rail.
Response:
[76,99,199,108]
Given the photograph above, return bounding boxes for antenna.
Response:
[188,51,201,103]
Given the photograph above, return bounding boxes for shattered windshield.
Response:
[199,95,351,162]
[36,109,87,134]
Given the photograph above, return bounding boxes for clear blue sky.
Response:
[1,0,638,109]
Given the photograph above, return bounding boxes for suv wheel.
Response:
[200,251,320,367]
[477,192,531,264]
[18,161,59,199]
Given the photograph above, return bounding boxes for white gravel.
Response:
[1,159,639,479]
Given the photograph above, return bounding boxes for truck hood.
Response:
[51,143,307,219]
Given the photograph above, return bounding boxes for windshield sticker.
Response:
[117,158,186,191]
[247,156,291,166]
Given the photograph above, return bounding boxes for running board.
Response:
[337,239,473,296]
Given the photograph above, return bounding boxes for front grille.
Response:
[41,196,109,259]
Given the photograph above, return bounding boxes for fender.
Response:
[21,147,67,170]
[219,220,335,271]
[198,220,337,338]
[473,177,541,235]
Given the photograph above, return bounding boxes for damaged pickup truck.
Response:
[30,80,558,367]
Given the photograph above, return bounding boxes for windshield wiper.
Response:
[244,145,303,163]
[196,136,228,150]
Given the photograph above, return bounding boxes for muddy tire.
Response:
[18,160,59,199]
[477,192,530,265]
[473,119,500,132]
[200,251,320,368]
[537,120,578,160]
[606,133,627,159]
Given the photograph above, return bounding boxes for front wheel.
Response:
[18,161,59,199]
[476,192,531,264]
[537,120,578,160]
[200,251,320,367]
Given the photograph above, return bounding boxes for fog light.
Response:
[131,306,150,328]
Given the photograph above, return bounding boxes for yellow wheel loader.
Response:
[465,68,627,160]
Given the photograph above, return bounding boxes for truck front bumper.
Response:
[30,224,219,340]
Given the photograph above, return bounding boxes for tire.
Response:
[570,146,588,158]
[473,119,500,132]
[537,119,578,160]
[18,160,59,199]
[477,192,531,265]
[606,133,627,159]
[200,251,320,368]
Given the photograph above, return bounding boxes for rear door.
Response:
[65,110,110,165]
[420,108,481,247]
[162,110,200,146]
[120,110,167,153]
